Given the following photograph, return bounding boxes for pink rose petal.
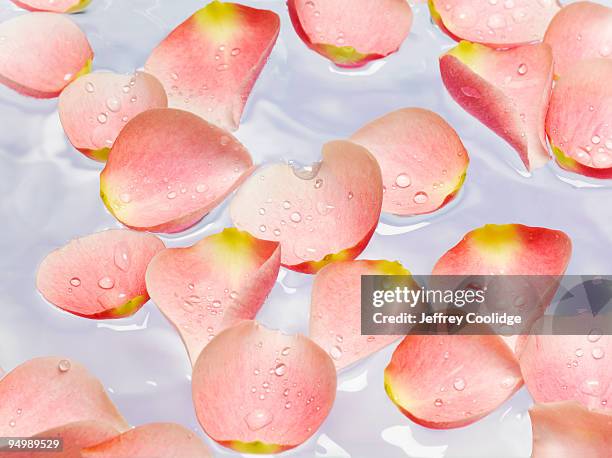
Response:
[519,333,611,411]
[4,421,120,458]
[310,260,411,370]
[350,108,469,215]
[529,401,612,458]
[0,357,128,437]
[546,59,612,178]
[192,320,337,453]
[59,72,168,162]
[9,0,91,13]
[287,0,412,68]
[432,224,572,276]
[0,13,92,98]
[544,2,612,78]
[440,41,553,170]
[36,229,165,319]
[81,423,212,458]
[384,334,523,429]
[230,140,382,273]
[100,108,254,233]
[429,0,560,48]
[145,1,280,131]
[145,228,280,364]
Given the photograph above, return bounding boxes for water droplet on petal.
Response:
[244,409,273,431]
[290,212,302,223]
[58,359,71,372]
[106,97,121,112]
[588,329,602,342]
[413,192,429,204]
[274,364,287,376]
[517,63,528,75]
[98,276,115,289]
[113,243,130,272]
[395,173,411,188]
[85,82,95,93]
[69,277,81,287]
[97,113,108,124]
[330,345,343,360]
[592,347,605,360]
[434,398,443,407]
[453,377,466,391]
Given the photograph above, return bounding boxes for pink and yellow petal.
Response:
[429,0,560,47]
[145,228,280,364]
[288,0,412,68]
[36,229,165,319]
[230,140,383,273]
[59,72,167,162]
[0,357,128,437]
[350,108,469,216]
[145,1,280,131]
[310,260,411,370]
[545,59,612,178]
[192,321,336,452]
[0,13,93,98]
[100,108,254,233]
[80,423,212,458]
[384,335,523,429]
[440,41,553,170]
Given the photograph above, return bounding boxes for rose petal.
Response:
[3,421,120,458]
[9,0,91,13]
[544,2,612,78]
[100,108,254,233]
[230,140,382,273]
[192,320,337,453]
[310,260,411,370]
[350,108,469,215]
[145,228,280,364]
[429,0,560,48]
[519,333,611,410]
[440,41,553,170]
[545,59,612,178]
[529,401,612,458]
[36,229,165,319]
[432,224,572,276]
[287,0,412,68]
[0,357,128,437]
[58,72,168,162]
[384,334,523,429]
[81,423,212,458]
[0,13,92,98]
[144,1,279,131]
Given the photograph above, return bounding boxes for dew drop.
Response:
[281,347,291,356]
[290,212,302,223]
[244,409,273,431]
[98,276,115,289]
[274,364,287,376]
[588,329,602,343]
[106,97,121,112]
[259,225,267,233]
[58,359,71,372]
[69,277,81,287]
[434,398,443,407]
[85,82,95,93]
[97,113,108,124]
[282,200,292,209]
[231,47,241,56]
[413,192,429,204]
[517,63,528,75]
[330,345,343,360]
[8,419,16,428]
[113,243,130,272]
[460,86,481,98]
[167,191,177,199]
[575,348,584,357]
[196,183,208,193]
[453,377,466,391]
[592,347,605,360]
[395,173,411,188]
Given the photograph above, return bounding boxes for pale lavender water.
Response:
[0,1,611,457]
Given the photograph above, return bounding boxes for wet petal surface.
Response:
[384,334,523,429]
[350,108,469,215]
[100,108,254,233]
[230,140,383,273]
[430,0,560,47]
[145,1,280,131]
[145,228,280,364]
[59,72,168,162]
[192,320,337,453]
[544,2,612,78]
[440,41,553,170]
[36,229,165,319]
[529,401,612,458]
[287,0,412,67]
[81,423,212,458]
[0,357,128,437]
[546,59,612,178]
[310,260,410,370]
[0,13,92,98]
